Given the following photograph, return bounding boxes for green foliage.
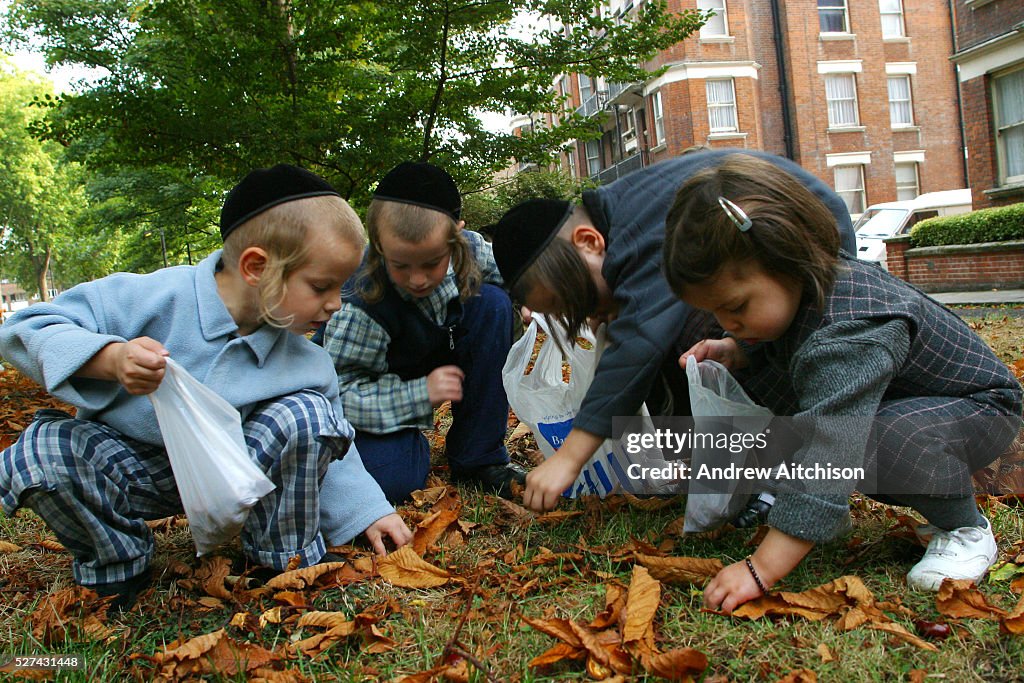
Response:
[462,169,594,231]
[910,202,1024,247]
[0,57,98,297]
[3,0,703,262]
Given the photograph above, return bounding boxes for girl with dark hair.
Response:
[663,154,1023,612]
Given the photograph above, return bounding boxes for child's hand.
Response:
[523,428,604,512]
[78,337,169,395]
[115,338,170,394]
[364,513,413,556]
[679,337,747,370]
[427,365,464,406]
[703,559,768,614]
[703,528,814,613]
[523,455,581,511]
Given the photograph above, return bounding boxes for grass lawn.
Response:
[1,312,1022,682]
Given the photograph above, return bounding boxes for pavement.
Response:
[929,289,1024,306]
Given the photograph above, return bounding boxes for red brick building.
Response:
[950,0,1024,209]
[529,0,971,216]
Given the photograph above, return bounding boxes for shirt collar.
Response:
[195,249,287,367]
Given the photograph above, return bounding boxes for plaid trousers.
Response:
[0,390,346,586]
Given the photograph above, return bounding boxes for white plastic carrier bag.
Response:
[502,313,672,498]
[683,355,773,532]
[149,358,276,555]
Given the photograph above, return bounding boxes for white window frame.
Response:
[834,164,866,214]
[992,66,1024,186]
[879,0,905,38]
[651,90,665,145]
[697,0,728,38]
[887,75,914,128]
[579,73,594,102]
[824,73,859,128]
[585,139,602,176]
[618,107,638,153]
[894,161,919,201]
[818,0,849,34]
[706,79,738,133]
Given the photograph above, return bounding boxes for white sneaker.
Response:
[906,517,998,591]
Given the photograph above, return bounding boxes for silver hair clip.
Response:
[718,197,752,232]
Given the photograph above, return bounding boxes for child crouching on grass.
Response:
[661,154,1023,612]
[0,164,411,610]
[320,162,524,503]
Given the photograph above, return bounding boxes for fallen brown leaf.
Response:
[622,565,659,656]
[641,648,708,681]
[635,553,723,586]
[152,628,278,678]
[377,546,451,588]
[264,562,347,590]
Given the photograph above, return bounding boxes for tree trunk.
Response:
[34,245,52,302]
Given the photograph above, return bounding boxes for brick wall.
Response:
[781,0,965,198]
[885,237,1024,291]
[953,0,1024,210]
[953,0,1024,52]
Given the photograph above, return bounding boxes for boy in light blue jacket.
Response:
[0,165,411,609]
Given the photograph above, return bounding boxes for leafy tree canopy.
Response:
[0,57,116,298]
[4,0,703,270]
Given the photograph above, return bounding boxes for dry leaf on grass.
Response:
[289,610,396,656]
[523,566,708,681]
[776,669,817,683]
[34,538,66,552]
[412,489,464,555]
[0,540,22,553]
[378,546,451,588]
[30,587,115,644]
[535,509,584,525]
[622,493,683,511]
[249,667,309,683]
[731,575,938,651]
[622,566,659,655]
[195,555,233,600]
[264,562,347,590]
[635,553,723,586]
[150,628,278,678]
[410,485,449,507]
[936,578,1024,634]
[641,648,709,681]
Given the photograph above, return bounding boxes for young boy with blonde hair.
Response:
[0,164,410,609]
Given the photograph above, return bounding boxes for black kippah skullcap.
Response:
[220,164,341,241]
[373,161,461,220]
[490,198,574,290]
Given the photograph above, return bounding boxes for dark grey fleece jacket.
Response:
[573,149,855,438]
[746,256,1023,542]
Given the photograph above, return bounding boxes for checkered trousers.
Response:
[0,391,347,586]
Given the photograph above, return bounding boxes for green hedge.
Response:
[910,202,1024,247]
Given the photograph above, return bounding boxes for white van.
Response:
[854,189,972,268]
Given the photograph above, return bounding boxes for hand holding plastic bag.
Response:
[148,359,276,555]
[683,355,773,532]
[502,314,670,497]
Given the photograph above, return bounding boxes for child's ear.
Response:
[455,219,465,233]
[570,225,606,256]
[238,247,269,286]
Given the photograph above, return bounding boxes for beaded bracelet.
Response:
[745,556,768,595]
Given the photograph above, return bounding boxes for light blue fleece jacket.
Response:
[0,251,394,545]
